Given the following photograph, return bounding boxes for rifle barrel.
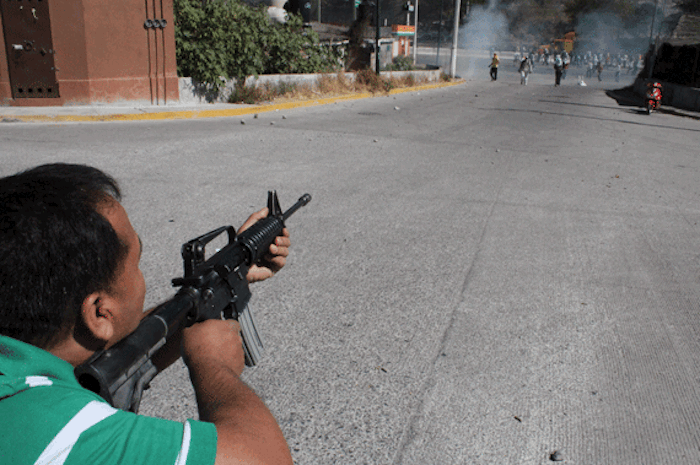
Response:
[282,194,312,221]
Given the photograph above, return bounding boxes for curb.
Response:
[0,80,463,124]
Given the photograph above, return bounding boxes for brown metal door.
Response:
[1,0,59,98]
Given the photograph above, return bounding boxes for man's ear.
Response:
[80,292,115,344]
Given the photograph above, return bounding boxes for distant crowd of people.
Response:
[500,48,645,85]
[576,51,644,82]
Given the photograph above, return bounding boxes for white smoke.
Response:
[576,10,654,55]
[457,0,508,77]
[576,12,625,53]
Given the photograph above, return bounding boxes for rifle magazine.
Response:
[239,303,264,367]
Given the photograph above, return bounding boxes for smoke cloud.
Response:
[457,0,508,77]
[576,11,649,55]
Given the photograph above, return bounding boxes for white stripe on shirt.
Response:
[25,376,53,387]
[33,400,117,465]
[174,421,193,465]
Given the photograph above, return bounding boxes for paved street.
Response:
[1,69,699,464]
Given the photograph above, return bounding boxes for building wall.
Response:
[0,0,178,106]
[0,10,10,105]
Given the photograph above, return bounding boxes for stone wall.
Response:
[178,69,443,104]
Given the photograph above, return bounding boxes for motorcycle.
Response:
[645,81,662,114]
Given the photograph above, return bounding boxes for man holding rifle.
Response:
[0,163,293,465]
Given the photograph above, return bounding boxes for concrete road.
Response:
[1,72,699,464]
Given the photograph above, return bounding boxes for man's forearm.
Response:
[188,364,293,465]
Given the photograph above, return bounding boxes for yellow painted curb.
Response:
[0,80,463,123]
[388,79,463,95]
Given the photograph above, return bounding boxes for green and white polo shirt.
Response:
[0,335,217,465]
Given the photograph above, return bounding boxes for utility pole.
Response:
[375,0,380,74]
[449,0,461,78]
[436,0,444,67]
[647,0,661,79]
[648,0,658,47]
[412,0,419,65]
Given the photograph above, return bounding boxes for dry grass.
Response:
[229,70,452,104]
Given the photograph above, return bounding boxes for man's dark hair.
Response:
[0,163,128,349]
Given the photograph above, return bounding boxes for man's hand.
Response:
[237,208,291,284]
[153,208,290,372]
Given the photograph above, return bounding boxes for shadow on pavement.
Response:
[538,99,620,111]
[658,107,700,121]
[605,85,700,121]
[605,86,643,108]
[480,107,700,133]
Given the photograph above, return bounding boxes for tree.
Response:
[677,0,700,14]
[564,0,635,23]
[174,0,342,89]
[500,0,568,44]
[175,0,267,85]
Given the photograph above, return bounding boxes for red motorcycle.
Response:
[645,81,662,114]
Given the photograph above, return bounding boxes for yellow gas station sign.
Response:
[392,25,415,36]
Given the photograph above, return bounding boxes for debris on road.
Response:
[549,450,564,462]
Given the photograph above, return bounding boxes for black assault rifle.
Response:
[75,191,311,412]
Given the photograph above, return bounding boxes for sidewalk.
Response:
[0,80,462,124]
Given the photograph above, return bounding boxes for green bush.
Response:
[174,0,343,91]
[385,55,415,71]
